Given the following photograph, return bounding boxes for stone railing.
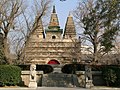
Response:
[21,71,43,86]
[21,70,105,87]
[76,71,105,87]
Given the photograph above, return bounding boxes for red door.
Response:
[47,60,60,64]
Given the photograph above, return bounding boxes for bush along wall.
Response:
[0,65,21,86]
[102,65,120,87]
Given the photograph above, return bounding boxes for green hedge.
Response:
[102,66,120,87]
[0,65,21,86]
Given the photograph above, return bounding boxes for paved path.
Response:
[0,87,87,90]
[0,87,120,90]
[37,87,87,90]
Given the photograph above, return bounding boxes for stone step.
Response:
[53,68,62,73]
[42,73,80,87]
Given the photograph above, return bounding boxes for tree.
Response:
[70,37,81,63]
[0,0,52,64]
[16,0,52,64]
[0,32,6,64]
[73,0,120,64]
[0,0,25,64]
[21,0,51,41]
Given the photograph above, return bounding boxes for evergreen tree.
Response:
[74,0,120,63]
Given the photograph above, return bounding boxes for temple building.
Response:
[23,6,81,65]
[19,6,120,88]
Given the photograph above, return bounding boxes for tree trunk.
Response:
[0,41,6,64]
[93,42,98,63]
[3,37,11,64]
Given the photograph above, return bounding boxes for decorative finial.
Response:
[53,5,56,13]
[68,11,72,17]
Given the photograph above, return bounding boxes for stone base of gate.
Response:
[29,81,37,88]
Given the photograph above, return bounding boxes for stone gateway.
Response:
[21,5,87,88]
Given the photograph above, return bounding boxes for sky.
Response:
[28,0,79,29]
[53,0,78,29]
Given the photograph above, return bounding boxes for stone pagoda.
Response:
[23,6,81,65]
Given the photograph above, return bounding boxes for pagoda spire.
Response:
[63,13,76,38]
[31,16,44,39]
[52,5,56,13]
[48,6,60,29]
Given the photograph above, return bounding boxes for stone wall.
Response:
[92,71,106,86]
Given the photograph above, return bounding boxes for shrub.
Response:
[102,66,120,87]
[115,67,120,87]
[0,65,21,86]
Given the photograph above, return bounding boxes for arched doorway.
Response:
[47,60,60,65]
